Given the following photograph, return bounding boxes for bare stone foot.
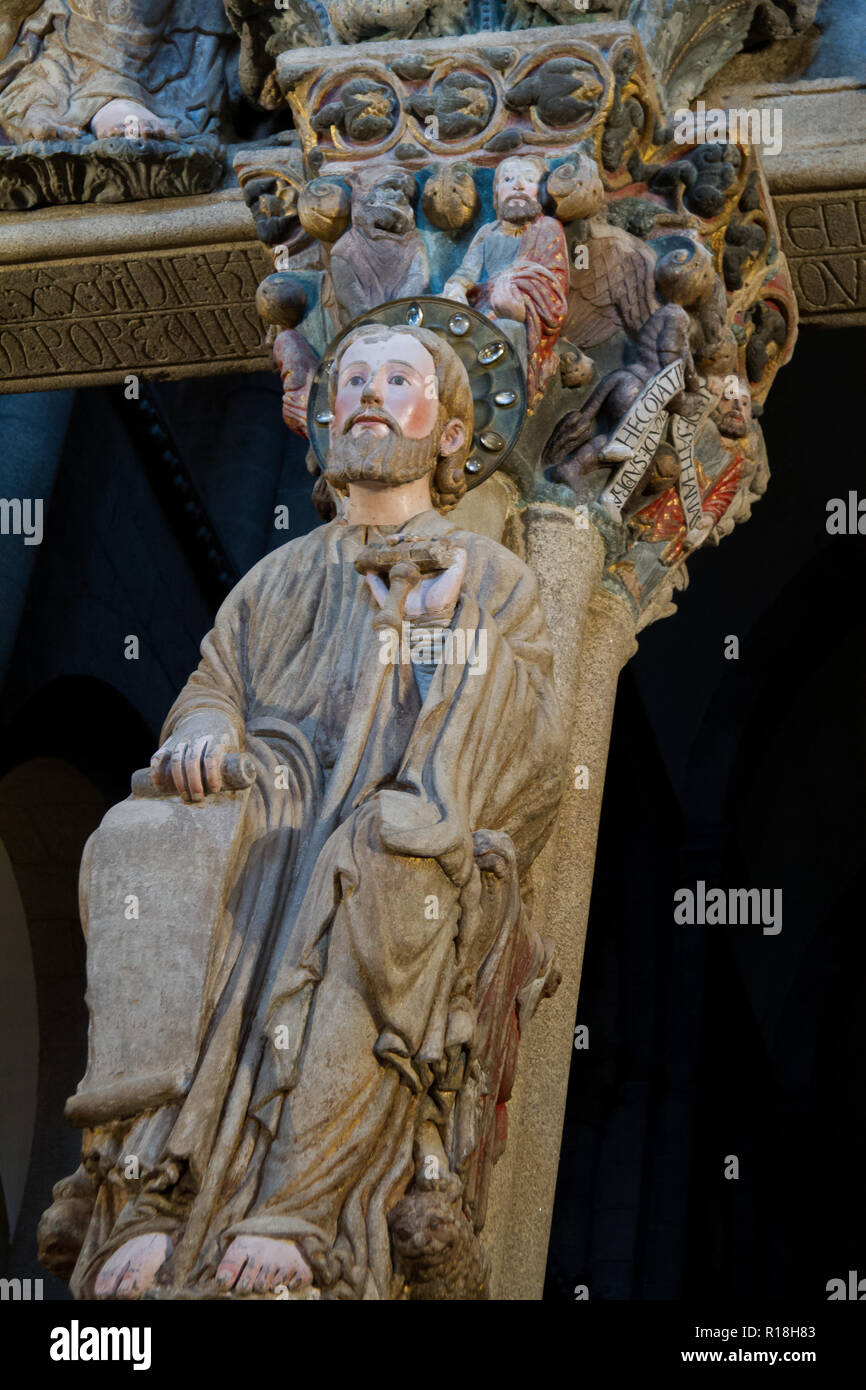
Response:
[21,106,81,141]
[94,1232,171,1299]
[91,100,177,141]
[215,1235,313,1296]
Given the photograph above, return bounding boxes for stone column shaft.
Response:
[485,513,637,1298]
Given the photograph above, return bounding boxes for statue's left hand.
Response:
[365,546,468,622]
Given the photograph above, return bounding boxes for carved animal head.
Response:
[240,168,305,249]
[353,169,418,239]
[388,1187,469,1264]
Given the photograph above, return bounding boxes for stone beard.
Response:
[499,194,543,226]
[324,404,448,491]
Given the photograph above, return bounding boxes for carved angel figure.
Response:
[547,153,658,352]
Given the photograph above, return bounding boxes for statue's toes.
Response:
[235,1258,263,1294]
[30,117,79,141]
[215,1248,245,1289]
[142,120,177,141]
[115,1267,141,1299]
[94,1256,127,1298]
[253,1262,278,1294]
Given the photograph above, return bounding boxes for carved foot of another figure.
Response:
[215,1235,313,1296]
[91,100,177,141]
[94,1233,172,1299]
[19,106,81,141]
[37,1166,96,1280]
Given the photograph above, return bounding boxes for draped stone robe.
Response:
[0,0,231,142]
[70,507,565,1300]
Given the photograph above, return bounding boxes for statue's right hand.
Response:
[150,728,237,803]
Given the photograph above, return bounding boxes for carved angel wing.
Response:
[564,222,658,351]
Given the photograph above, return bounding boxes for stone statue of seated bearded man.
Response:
[39,322,566,1301]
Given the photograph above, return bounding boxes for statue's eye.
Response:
[347,374,365,387]
[389,374,408,387]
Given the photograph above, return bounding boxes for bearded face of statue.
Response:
[325,331,466,493]
[712,376,753,439]
[495,157,545,227]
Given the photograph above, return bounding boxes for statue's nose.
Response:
[361,379,383,404]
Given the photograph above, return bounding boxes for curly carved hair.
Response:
[328,323,475,512]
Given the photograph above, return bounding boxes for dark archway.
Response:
[0,677,154,1293]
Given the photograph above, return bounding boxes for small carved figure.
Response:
[601,41,644,172]
[328,168,430,326]
[297,175,352,244]
[723,219,768,292]
[548,152,658,353]
[443,154,569,410]
[744,299,788,384]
